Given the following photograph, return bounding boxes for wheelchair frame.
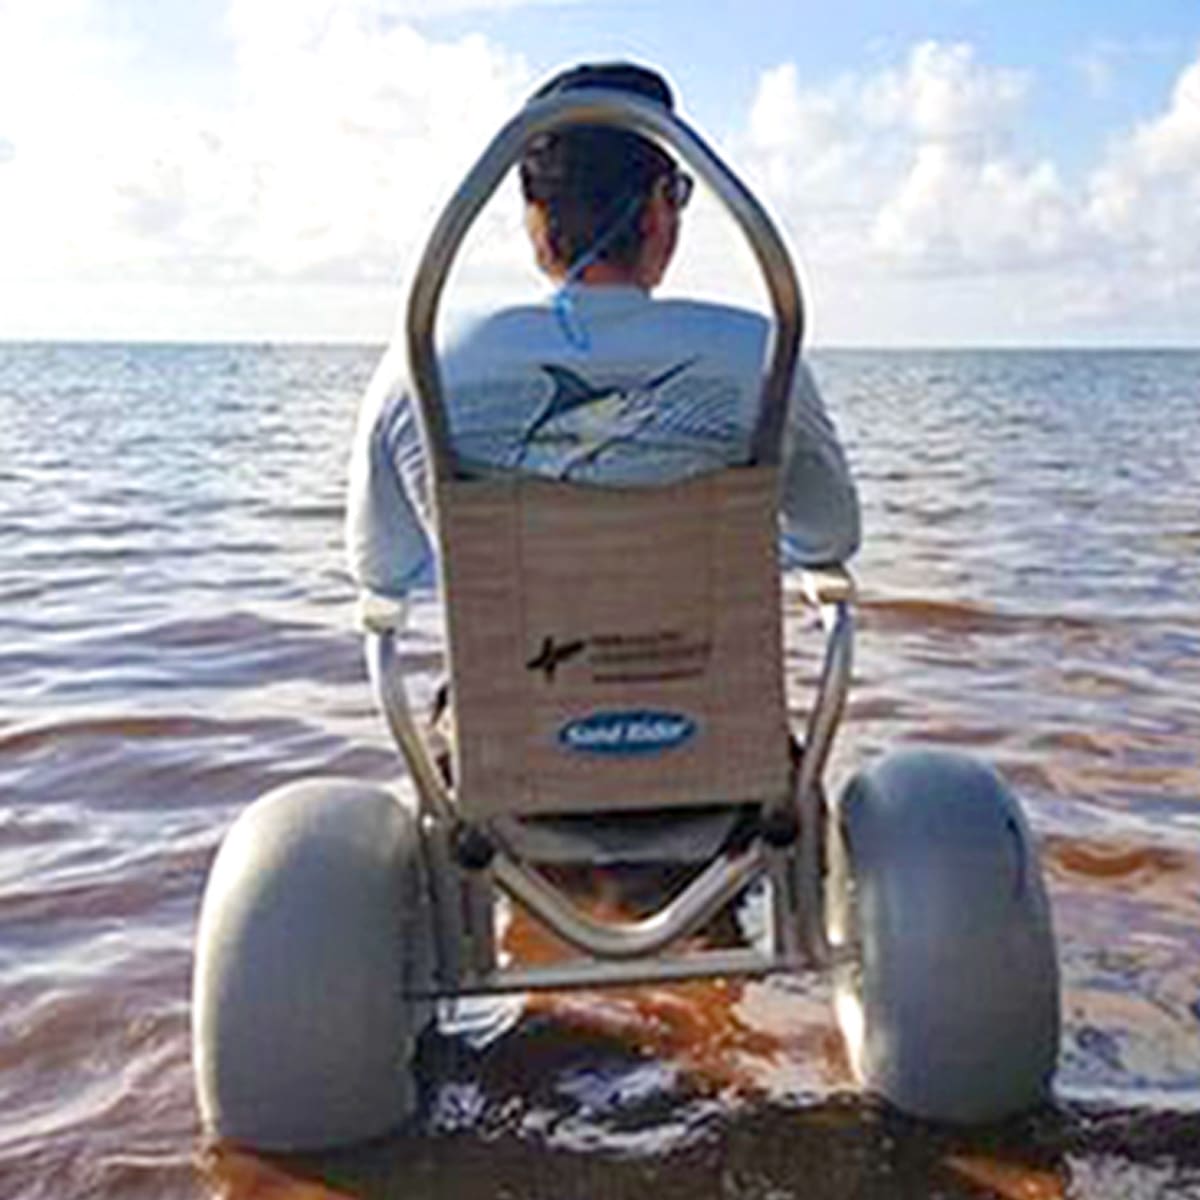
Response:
[370,88,854,998]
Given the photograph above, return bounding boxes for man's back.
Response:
[440,286,767,483]
[346,285,858,601]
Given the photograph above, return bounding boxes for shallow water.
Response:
[3,342,1200,1198]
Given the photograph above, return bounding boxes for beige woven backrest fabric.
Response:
[436,466,791,819]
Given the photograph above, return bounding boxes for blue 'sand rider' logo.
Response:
[558,710,697,756]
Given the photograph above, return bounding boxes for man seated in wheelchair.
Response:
[345,60,860,906]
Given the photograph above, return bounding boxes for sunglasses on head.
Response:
[659,169,694,210]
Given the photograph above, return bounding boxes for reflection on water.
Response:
[3,344,1200,1198]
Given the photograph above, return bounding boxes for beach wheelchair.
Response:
[192,89,1060,1151]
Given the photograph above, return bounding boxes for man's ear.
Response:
[525,202,565,280]
[636,185,679,288]
[639,184,672,239]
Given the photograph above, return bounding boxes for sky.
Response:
[1,0,1198,346]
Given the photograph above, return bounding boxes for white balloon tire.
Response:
[193,779,434,1150]
[830,749,1060,1124]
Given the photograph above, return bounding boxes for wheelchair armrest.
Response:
[355,589,410,635]
[799,564,855,609]
[798,565,855,637]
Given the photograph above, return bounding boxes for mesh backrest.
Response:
[436,466,791,819]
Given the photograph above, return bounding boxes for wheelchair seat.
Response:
[434,465,793,860]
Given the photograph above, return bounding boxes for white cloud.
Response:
[1087,54,1200,257]
[748,64,852,172]
[0,0,536,305]
[0,0,139,276]
[1080,48,1200,333]
[861,42,1075,272]
[737,42,1069,278]
[1069,50,1200,333]
[737,64,886,274]
[3,11,1199,344]
[871,146,1073,271]
[164,2,532,284]
[227,0,580,41]
[863,41,1027,150]
[732,40,1200,341]
[0,0,131,118]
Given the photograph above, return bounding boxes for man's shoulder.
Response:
[447,305,554,351]
[449,295,767,341]
[436,296,771,389]
[645,297,768,344]
[650,296,767,325]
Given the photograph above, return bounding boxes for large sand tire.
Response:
[193,779,434,1150]
[829,749,1059,1123]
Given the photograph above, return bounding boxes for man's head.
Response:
[519,61,691,289]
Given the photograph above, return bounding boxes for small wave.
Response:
[259,502,343,521]
[860,595,1096,638]
[128,611,302,651]
[1045,835,1190,883]
[0,810,78,848]
[0,582,47,605]
[0,714,229,757]
[0,842,214,926]
[908,721,1011,747]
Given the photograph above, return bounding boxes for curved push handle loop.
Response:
[405,89,805,480]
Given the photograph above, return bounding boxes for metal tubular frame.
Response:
[492,840,765,961]
[405,89,803,476]
[371,580,852,995]
[374,88,853,996]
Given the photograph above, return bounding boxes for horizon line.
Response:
[3,336,1199,353]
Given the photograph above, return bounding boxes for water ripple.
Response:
[4,344,1200,1198]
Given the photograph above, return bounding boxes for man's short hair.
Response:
[519,62,678,271]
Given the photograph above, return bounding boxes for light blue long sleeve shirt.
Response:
[346,286,859,599]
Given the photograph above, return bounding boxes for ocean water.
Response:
[2,341,1200,1198]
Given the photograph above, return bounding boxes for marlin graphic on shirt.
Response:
[513,358,697,475]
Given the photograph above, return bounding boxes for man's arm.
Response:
[778,359,861,566]
[344,350,435,614]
